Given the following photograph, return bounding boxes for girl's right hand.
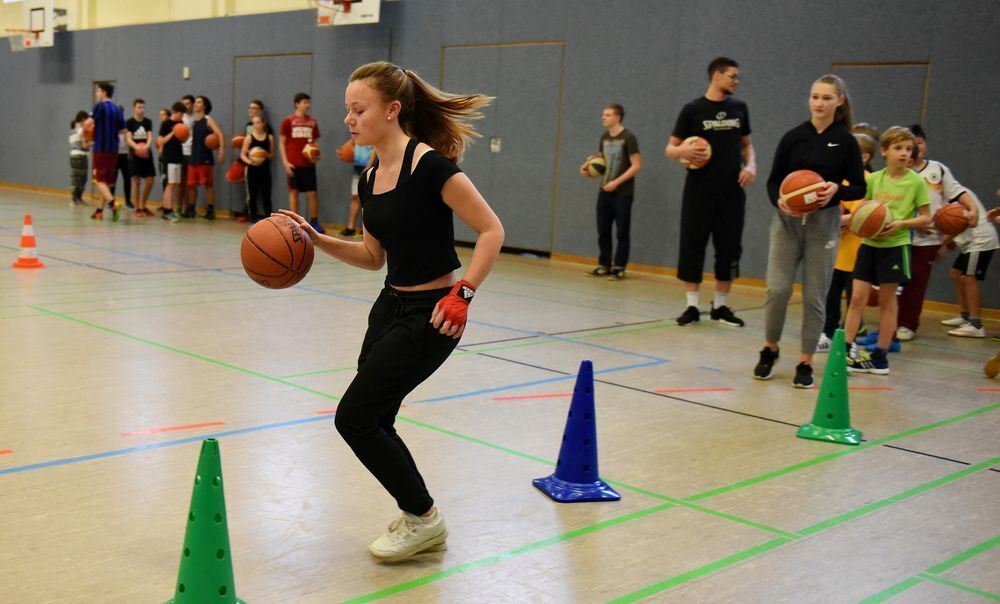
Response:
[274,209,319,239]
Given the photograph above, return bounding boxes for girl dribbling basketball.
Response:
[278,61,504,562]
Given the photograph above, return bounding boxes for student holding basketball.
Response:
[82,82,125,222]
[185,96,225,220]
[126,99,156,218]
[754,74,866,388]
[280,92,325,234]
[68,111,90,207]
[240,115,274,223]
[278,61,503,562]
[580,104,641,280]
[155,102,186,223]
[842,127,931,375]
[666,58,756,325]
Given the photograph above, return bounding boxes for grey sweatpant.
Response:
[763,209,841,355]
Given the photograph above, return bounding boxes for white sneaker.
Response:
[815,333,832,353]
[941,316,968,327]
[948,324,985,338]
[369,510,447,562]
[895,327,915,341]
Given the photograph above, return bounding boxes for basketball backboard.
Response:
[7,0,66,51]
[315,0,380,27]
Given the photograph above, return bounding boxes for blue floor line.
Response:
[0,415,334,476]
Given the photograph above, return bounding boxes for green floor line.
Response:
[919,573,1000,601]
[858,577,925,603]
[926,533,1000,575]
[50,291,318,314]
[606,538,791,604]
[797,455,1000,536]
[687,402,1000,502]
[342,502,676,604]
[30,305,340,402]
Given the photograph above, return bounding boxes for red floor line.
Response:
[848,387,895,392]
[121,421,225,437]
[656,388,734,393]
[316,409,338,415]
[0,449,12,455]
[492,393,572,401]
[977,388,1000,392]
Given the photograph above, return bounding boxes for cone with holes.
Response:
[11,213,44,269]
[797,329,862,445]
[165,439,245,603]
[533,360,621,502]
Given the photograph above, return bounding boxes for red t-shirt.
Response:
[280,114,320,167]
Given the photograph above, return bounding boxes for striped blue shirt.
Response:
[91,101,125,153]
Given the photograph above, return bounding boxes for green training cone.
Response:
[165,439,246,603]
[796,329,862,446]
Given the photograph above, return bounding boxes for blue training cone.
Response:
[533,360,621,503]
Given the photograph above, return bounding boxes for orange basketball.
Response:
[338,139,355,163]
[303,142,321,163]
[83,125,94,142]
[240,215,314,289]
[231,135,246,149]
[172,123,190,143]
[249,147,268,165]
[679,136,712,169]
[133,143,150,159]
[850,201,891,238]
[934,203,972,236]
[779,170,826,213]
[205,132,221,150]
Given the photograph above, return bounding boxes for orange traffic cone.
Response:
[11,214,44,269]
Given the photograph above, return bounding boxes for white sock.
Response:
[714,292,728,307]
[686,292,700,308]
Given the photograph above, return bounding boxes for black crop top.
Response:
[359,139,463,286]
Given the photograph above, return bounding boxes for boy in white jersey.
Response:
[937,191,998,338]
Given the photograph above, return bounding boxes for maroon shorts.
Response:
[93,152,118,185]
[187,164,214,187]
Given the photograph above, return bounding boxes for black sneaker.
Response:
[586,266,610,277]
[125,200,135,210]
[793,362,814,388]
[710,304,745,327]
[339,227,356,237]
[607,268,625,281]
[676,306,701,326]
[202,207,215,220]
[753,347,779,380]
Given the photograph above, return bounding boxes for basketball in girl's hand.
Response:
[172,123,190,143]
[780,170,826,213]
[249,147,267,166]
[679,136,712,169]
[241,216,314,289]
[584,154,606,178]
[850,201,891,238]
[934,203,972,236]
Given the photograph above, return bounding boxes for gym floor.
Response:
[2,188,998,603]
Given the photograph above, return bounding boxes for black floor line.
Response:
[0,244,129,275]
[458,318,664,349]
[473,350,1000,473]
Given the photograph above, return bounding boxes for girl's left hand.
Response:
[274,209,319,239]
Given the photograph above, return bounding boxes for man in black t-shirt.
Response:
[666,57,757,327]
[156,102,186,222]
[126,99,156,217]
[579,104,641,280]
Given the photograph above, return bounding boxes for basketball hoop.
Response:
[314,0,352,27]
[6,28,40,53]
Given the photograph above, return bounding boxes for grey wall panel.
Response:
[1,0,996,307]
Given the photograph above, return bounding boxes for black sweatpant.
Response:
[246,165,272,220]
[334,285,459,515]
[596,190,634,269]
[677,184,746,284]
[111,153,131,206]
[823,268,854,338]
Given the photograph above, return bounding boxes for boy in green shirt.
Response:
[843,126,931,374]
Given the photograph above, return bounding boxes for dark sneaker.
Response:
[586,266,610,277]
[125,200,135,210]
[607,268,625,281]
[754,347,779,380]
[202,207,215,220]
[869,348,890,375]
[676,305,701,326]
[710,304,745,327]
[111,201,120,222]
[339,227,356,237]
[793,363,815,388]
[90,209,103,220]
[309,218,326,234]
[847,354,876,374]
[181,208,196,219]
[143,208,155,217]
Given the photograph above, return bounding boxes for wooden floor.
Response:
[2,188,999,603]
